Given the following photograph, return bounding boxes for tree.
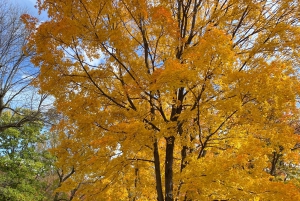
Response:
[0,1,55,200]
[0,110,52,200]
[27,0,300,200]
[0,0,47,132]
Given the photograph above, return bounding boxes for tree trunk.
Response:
[165,136,175,201]
[154,139,164,201]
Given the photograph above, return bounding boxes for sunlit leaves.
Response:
[28,0,300,200]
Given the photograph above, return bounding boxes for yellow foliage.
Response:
[27,0,300,200]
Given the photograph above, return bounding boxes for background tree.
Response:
[27,0,300,200]
[0,1,55,200]
[0,110,52,200]
[0,0,47,131]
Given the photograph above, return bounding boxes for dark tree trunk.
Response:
[165,136,175,201]
[166,87,184,201]
[154,139,164,201]
[270,151,281,176]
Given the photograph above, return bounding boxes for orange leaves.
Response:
[28,0,300,200]
[20,14,38,32]
[89,136,115,147]
[150,59,191,90]
[151,6,172,22]
[150,5,177,34]
[184,26,235,68]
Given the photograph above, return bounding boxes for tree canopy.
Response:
[0,0,48,132]
[26,0,300,200]
[0,1,55,200]
[0,110,52,200]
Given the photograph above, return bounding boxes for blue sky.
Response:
[2,0,53,111]
[12,0,48,20]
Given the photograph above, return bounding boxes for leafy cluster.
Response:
[25,0,300,200]
[0,110,52,201]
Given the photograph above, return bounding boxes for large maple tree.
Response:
[26,0,300,200]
